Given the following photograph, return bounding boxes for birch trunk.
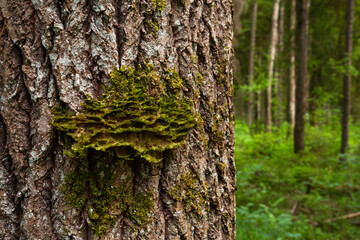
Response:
[247,0,258,126]
[289,0,296,128]
[265,0,280,131]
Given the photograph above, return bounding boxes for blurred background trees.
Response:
[234,0,360,153]
[234,0,360,239]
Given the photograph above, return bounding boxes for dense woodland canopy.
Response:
[234,0,360,129]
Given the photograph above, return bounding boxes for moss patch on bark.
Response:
[52,64,196,236]
[168,172,209,219]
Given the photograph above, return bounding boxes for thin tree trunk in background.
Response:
[341,0,354,154]
[0,1,235,239]
[233,0,246,121]
[276,0,285,126]
[266,0,281,131]
[257,90,262,122]
[248,0,258,125]
[289,0,296,128]
[294,0,311,153]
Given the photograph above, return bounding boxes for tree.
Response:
[294,0,311,153]
[289,0,297,128]
[0,1,235,239]
[247,0,258,125]
[341,0,354,155]
[275,0,285,126]
[266,0,280,131]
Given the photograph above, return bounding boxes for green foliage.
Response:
[235,121,360,239]
[52,64,196,235]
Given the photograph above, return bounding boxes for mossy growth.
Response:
[216,60,225,85]
[61,154,154,236]
[52,63,196,163]
[145,19,160,37]
[52,64,196,235]
[150,0,166,12]
[168,172,209,219]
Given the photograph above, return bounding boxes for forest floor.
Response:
[235,120,360,239]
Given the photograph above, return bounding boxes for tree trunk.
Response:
[265,0,280,131]
[294,0,310,153]
[233,0,246,121]
[247,0,258,126]
[341,0,354,154]
[276,0,285,126]
[0,1,235,239]
[289,0,296,128]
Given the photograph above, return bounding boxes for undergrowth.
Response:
[235,121,360,239]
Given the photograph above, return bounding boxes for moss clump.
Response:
[52,64,196,163]
[145,19,160,37]
[61,156,154,236]
[52,64,196,235]
[151,0,166,12]
[216,60,225,85]
[196,72,204,85]
[216,162,226,172]
[168,172,209,219]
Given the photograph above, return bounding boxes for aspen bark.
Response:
[247,0,258,126]
[289,0,296,128]
[0,0,235,239]
[265,0,280,131]
[276,0,285,126]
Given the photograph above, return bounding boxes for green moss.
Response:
[196,72,204,85]
[52,64,195,235]
[191,54,198,64]
[61,158,154,236]
[151,0,166,12]
[216,60,225,85]
[168,172,209,219]
[164,67,183,91]
[145,19,160,37]
[216,162,226,172]
[52,64,196,163]
[212,116,225,142]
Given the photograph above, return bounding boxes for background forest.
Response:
[233,0,360,239]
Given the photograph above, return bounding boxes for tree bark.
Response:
[276,0,285,126]
[341,0,354,155]
[289,0,296,128]
[294,0,310,153]
[0,0,235,239]
[233,0,246,121]
[265,0,280,131]
[247,0,258,126]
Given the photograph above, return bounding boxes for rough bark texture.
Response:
[294,0,310,153]
[341,0,354,154]
[0,0,235,239]
[247,0,257,126]
[265,0,280,131]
